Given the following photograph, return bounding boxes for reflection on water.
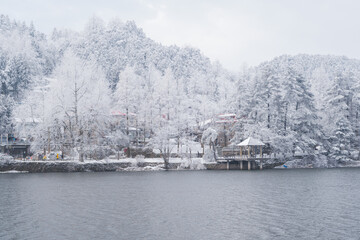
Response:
[1,169,360,240]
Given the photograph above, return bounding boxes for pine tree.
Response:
[325,73,356,162]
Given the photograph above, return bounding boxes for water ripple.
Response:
[1,169,360,239]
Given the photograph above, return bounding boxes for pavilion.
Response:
[237,137,266,170]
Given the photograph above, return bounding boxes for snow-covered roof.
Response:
[111,111,126,116]
[15,118,43,123]
[199,119,212,127]
[215,120,238,124]
[216,113,237,124]
[25,118,42,123]
[218,113,236,118]
[237,137,265,146]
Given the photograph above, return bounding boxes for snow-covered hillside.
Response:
[1,14,360,167]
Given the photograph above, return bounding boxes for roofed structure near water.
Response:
[238,137,265,146]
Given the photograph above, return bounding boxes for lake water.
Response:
[1,169,360,240]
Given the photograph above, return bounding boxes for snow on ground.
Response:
[0,170,28,173]
[5,158,172,164]
[122,165,165,172]
[275,155,360,169]
[3,157,206,171]
[82,158,194,164]
[179,158,206,170]
[80,157,205,165]
[0,153,14,162]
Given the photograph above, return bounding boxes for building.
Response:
[0,134,30,158]
[214,114,237,147]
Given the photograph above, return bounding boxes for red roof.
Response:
[111,111,126,116]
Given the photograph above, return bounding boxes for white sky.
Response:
[2,0,360,71]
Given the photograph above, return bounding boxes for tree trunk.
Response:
[126,107,129,136]
[74,82,78,125]
[143,112,146,145]
[79,128,84,162]
[267,102,270,128]
[162,149,170,170]
[284,102,288,132]
[211,141,217,161]
[177,136,180,155]
[47,127,51,154]
[136,117,138,147]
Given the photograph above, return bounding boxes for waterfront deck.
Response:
[215,151,274,170]
[216,156,271,162]
[212,137,273,170]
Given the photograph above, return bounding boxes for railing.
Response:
[216,154,273,162]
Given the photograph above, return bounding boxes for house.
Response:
[197,113,238,148]
[214,113,237,147]
[14,117,42,140]
[110,110,150,146]
[0,134,30,158]
[0,117,42,158]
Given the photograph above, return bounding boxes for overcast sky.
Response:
[2,0,360,71]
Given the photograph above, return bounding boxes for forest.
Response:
[0,14,359,167]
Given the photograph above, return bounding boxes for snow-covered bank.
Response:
[0,170,29,174]
[0,158,206,173]
[276,155,360,169]
[2,155,360,173]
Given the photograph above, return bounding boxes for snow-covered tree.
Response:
[25,51,112,160]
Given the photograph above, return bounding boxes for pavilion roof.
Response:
[237,137,265,146]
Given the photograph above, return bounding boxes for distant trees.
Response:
[0,95,14,136]
[0,15,54,137]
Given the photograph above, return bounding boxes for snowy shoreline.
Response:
[0,158,206,173]
[1,157,359,173]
